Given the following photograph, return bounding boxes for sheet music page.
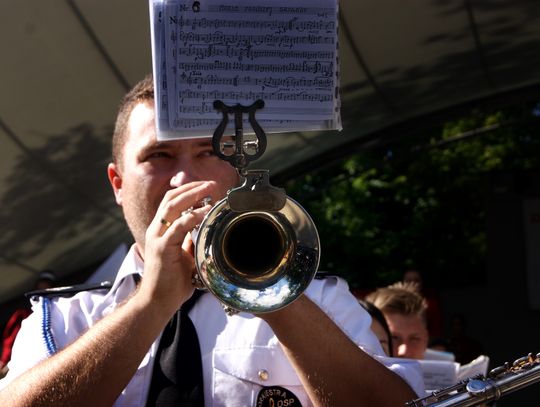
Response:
[149,0,340,139]
[417,359,460,392]
[457,355,490,381]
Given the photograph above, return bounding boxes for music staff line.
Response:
[172,119,328,130]
[176,61,334,76]
[177,45,334,62]
[177,74,333,89]
[171,16,335,33]
[173,31,335,47]
[178,89,332,102]
[209,5,335,18]
[176,104,333,115]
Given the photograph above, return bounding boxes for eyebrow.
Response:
[145,141,171,150]
[196,140,213,147]
[144,139,213,150]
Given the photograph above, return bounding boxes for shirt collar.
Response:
[109,244,144,292]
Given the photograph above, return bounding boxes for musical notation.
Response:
[175,32,335,47]
[150,0,341,139]
[177,74,333,89]
[176,61,334,76]
[178,89,333,103]
[174,16,336,33]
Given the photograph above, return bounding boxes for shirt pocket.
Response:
[212,347,310,407]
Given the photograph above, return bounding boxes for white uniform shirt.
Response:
[1,246,425,405]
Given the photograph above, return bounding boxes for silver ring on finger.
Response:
[181,207,194,217]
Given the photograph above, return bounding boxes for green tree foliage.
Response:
[286,103,540,289]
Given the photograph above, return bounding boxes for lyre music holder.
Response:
[212,99,266,174]
[211,98,287,213]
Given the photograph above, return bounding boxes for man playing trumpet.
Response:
[0,75,423,406]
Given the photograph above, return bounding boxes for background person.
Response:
[366,282,429,360]
[0,270,57,378]
[402,269,444,340]
[358,299,393,357]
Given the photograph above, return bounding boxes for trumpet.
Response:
[193,170,320,315]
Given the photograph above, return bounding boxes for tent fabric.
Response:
[1,1,540,303]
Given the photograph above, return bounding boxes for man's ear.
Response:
[107,163,123,206]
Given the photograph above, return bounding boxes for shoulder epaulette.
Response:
[25,281,113,299]
[314,271,338,280]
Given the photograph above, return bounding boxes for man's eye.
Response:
[147,151,171,159]
[199,149,216,157]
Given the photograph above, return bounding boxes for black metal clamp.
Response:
[212,99,266,174]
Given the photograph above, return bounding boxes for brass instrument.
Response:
[193,171,319,315]
[192,100,320,315]
[407,353,540,406]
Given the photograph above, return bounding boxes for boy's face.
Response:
[385,312,428,359]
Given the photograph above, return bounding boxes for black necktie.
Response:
[146,290,204,406]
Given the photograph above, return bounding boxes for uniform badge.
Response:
[255,386,302,407]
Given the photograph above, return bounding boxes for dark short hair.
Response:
[359,299,394,357]
[112,74,154,167]
[38,269,57,282]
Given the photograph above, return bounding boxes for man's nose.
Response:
[397,343,408,357]
[170,162,200,187]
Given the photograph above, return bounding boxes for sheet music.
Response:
[417,355,490,393]
[149,0,341,139]
[418,360,460,392]
[457,355,490,381]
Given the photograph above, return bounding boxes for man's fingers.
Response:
[160,205,210,247]
[148,181,214,238]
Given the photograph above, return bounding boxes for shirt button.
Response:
[258,369,269,381]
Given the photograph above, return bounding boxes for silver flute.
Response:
[407,352,540,407]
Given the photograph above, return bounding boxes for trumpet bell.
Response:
[194,191,320,314]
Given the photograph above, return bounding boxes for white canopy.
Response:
[1,0,540,303]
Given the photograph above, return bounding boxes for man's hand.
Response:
[136,180,215,316]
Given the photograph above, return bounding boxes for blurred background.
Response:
[1,1,540,403]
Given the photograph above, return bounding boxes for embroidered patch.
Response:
[256,386,302,407]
